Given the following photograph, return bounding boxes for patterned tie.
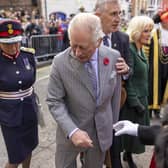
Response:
[86,61,97,98]
[103,35,109,47]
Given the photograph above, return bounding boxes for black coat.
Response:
[138,125,161,145]
[111,31,132,76]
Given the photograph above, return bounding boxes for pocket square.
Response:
[110,71,117,79]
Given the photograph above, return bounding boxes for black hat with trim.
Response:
[0,19,23,43]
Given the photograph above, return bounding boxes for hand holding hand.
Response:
[70,129,93,148]
[113,120,139,136]
[115,57,129,75]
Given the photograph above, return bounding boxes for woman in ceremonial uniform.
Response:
[0,19,38,168]
[144,9,168,118]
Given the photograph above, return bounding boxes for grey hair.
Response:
[68,12,104,43]
[94,0,119,12]
[126,16,154,42]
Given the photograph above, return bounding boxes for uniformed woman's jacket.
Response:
[0,48,38,127]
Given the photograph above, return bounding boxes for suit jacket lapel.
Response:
[69,50,96,99]
[130,43,147,63]
[98,47,109,103]
[111,32,119,50]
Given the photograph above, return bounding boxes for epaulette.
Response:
[20,47,35,54]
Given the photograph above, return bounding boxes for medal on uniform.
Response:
[23,58,31,70]
[114,43,117,47]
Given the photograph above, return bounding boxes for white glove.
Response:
[113,120,139,136]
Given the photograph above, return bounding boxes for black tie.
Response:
[103,35,109,47]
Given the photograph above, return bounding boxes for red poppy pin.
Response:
[103,57,109,65]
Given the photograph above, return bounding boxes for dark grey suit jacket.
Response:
[111,31,132,76]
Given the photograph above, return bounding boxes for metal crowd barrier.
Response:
[29,34,63,61]
[21,35,29,47]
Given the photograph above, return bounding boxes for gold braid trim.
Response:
[162,81,168,105]
[143,45,150,61]
[152,30,160,109]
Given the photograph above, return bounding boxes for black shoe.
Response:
[123,152,137,168]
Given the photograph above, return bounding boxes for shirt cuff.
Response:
[122,73,129,80]
[122,66,130,80]
[68,128,79,139]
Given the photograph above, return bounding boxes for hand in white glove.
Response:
[113,120,139,136]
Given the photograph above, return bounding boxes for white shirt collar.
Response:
[90,48,98,62]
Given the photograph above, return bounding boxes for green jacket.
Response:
[126,42,149,108]
[121,42,150,154]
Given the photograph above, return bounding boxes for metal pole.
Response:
[44,0,48,21]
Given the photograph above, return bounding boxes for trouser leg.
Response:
[55,144,78,168]
[110,135,123,168]
[82,145,105,168]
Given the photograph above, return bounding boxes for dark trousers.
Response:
[110,132,123,168]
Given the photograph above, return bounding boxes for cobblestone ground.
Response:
[0,129,154,168]
[0,105,158,168]
[0,73,162,168]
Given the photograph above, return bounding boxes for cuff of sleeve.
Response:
[68,128,79,139]
[134,124,139,136]
[122,66,130,80]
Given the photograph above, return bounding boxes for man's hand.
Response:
[70,129,93,148]
[115,57,129,75]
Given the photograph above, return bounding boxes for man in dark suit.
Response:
[95,0,131,75]
[95,0,132,167]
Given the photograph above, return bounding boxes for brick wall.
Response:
[1,0,42,12]
[0,0,32,9]
[0,0,41,16]
[162,0,168,10]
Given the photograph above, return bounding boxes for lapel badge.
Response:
[7,24,14,35]
[113,43,117,47]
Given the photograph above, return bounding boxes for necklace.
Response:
[160,46,168,64]
[159,29,168,64]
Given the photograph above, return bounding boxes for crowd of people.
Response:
[0,7,70,50]
[0,7,128,48]
[0,0,168,168]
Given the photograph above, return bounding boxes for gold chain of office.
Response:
[159,46,168,64]
[159,30,168,64]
